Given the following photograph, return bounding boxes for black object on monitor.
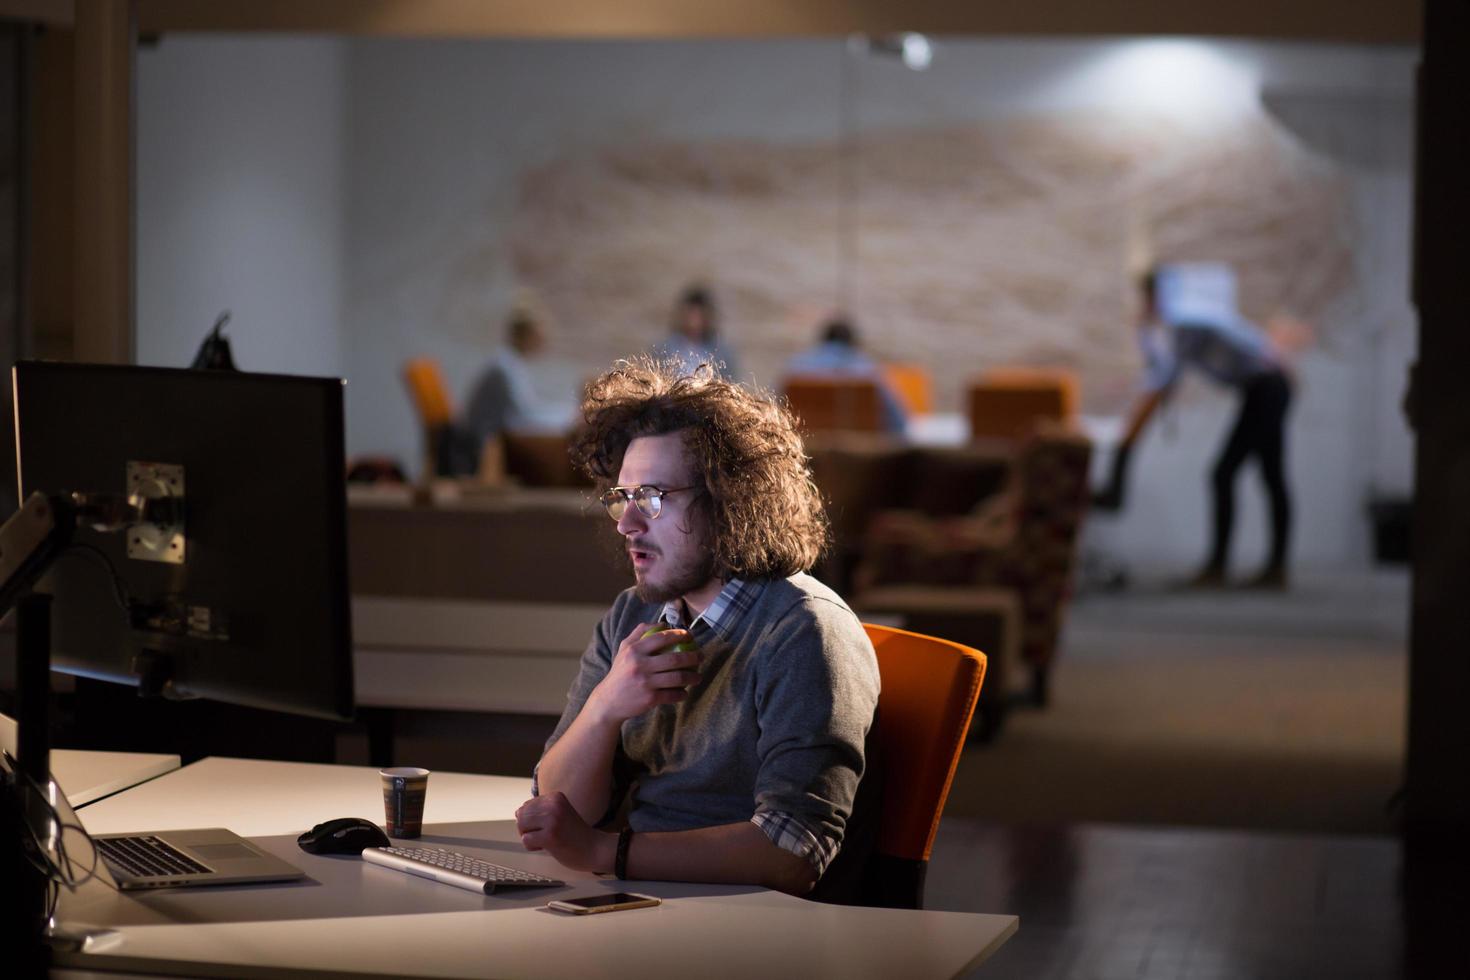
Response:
[11,360,354,720]
[3,360,355,970]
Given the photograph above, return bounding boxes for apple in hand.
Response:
[642,622,698,653]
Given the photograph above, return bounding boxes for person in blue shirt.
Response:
[1102,264,1294,589]
[653,284,741,382]
[782,318,909,434]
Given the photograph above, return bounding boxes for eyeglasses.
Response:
[599,484,701,521]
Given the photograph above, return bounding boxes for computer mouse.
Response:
[297,817,391,855]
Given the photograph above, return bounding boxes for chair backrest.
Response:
[402,358,463,478]
[402,358,454,430]
[862,622,986,907]
[782,376,886,433]
[967,366,1079,442]
[880,363,934,415]
[503,432,589,487]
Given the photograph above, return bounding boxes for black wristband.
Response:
[614,826,634,880]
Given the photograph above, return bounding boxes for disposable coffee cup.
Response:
[380,767,430,838]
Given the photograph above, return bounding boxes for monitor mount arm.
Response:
[0,493,79,785]
[0,489,181,778]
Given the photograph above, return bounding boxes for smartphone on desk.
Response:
[547,892,661,915]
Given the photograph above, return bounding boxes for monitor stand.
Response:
[0,493,122,968]
[3,593,60,973]
[5,593,127,964]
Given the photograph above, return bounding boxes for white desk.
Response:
[0,711,180,805]
[74,756,530,836]
[56,757,1017,979]
[52,748,181,806]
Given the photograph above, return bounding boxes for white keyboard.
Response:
[361,845,564,895]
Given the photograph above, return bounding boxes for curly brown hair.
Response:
[571,357,829,580]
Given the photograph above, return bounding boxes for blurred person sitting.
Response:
[783,318,909,434]
[463,305,575,436]
[455,305,575,474]
[653,284,741,382]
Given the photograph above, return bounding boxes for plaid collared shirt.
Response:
[660,579,840,877]
[656,576,757,639]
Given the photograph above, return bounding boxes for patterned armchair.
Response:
[853,425,1093,707]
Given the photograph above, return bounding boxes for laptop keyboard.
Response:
[376,846,561,886]
[97,835,212,878]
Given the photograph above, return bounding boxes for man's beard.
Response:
[633,545,718,605]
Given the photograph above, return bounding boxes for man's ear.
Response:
[677,485,715,540]
[675,494,709,537]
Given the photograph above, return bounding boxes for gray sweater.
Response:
[541,573,880,853]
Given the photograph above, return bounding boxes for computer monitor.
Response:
[11,361,354,722]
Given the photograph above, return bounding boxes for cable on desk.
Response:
[5,750,105,894]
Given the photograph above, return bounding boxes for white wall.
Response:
[137,36,347,378]
[340,39,843,478]
[134,35,1417,575]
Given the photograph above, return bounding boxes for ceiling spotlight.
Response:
[900,33,933,71]
[854,32,934,71]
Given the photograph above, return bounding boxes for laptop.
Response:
[1,719,304,890]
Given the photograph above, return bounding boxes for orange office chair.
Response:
[880,362,934,416]
[402,358,456,477]
[861,623,986,908]
[403,357,453,430]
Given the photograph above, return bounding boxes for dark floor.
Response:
[912,570,1450,978]
[925,819,1429,979]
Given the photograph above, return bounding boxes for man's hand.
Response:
[515,792,617,873]
[584,621,702,725]
[530,623,699,825]
[1092,441,1132,512]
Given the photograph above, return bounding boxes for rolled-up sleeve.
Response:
[750,809,841,876]
[749,598,880,877]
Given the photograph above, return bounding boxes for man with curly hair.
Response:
[514,358,881,901]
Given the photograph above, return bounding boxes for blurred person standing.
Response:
[1102,263,1296,589]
